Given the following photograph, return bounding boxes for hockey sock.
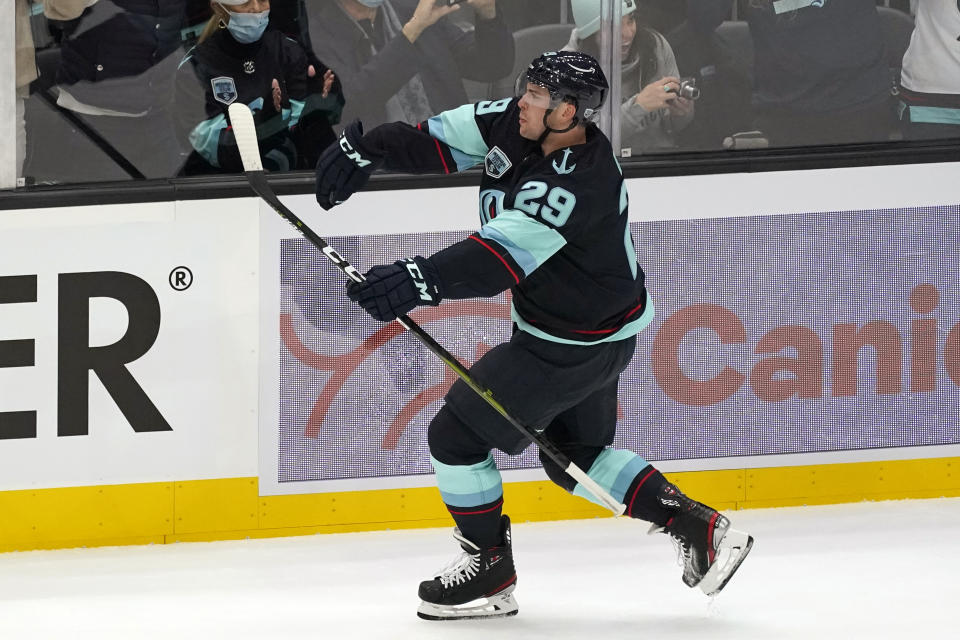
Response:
[431,454,504,548]
[447,497,504,549]
[570,450,675,526]
[622,465,675,526]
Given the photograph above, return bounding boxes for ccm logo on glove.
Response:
[347,257,443,322]
[405,259,435,302]
[339,133,372,168]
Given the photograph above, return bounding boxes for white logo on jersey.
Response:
[484,146,512,179]
[552,148,576,175]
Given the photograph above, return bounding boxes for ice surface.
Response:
[1,498,958,639]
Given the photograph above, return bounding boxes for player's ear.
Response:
[561,100,578,124]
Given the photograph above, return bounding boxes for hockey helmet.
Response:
[516,51,609,124]
[571,0,637,39]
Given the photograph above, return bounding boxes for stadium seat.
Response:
[714,20,753,87]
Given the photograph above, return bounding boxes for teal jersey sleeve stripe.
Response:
[188,112,228,167]
[431,454,503,508]
[512,291,655,346]
[478,208,567,277]
[572,449,650,506]
[426,103,489,171]
[288,99,305,127]
[903,105,960,125]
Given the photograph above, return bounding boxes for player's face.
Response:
[517,83,552,140]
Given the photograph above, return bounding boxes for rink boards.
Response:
[2,163,960,551]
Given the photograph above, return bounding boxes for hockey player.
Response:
[314,51,753,620]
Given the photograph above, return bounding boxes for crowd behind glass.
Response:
[11,0,959,186]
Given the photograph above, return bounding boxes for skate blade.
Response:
[417,585,518,621]
[698,528,754,597]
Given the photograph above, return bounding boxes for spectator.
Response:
[177,0,342,175]
[687,0,893,147]
[666,1,754,150]
[15,0,38,184]
[565,0,694,154]
[898,0,960,140]
[305,0,514,129]
[42,0,189,179]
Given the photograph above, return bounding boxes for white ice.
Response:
[1,498,958,639]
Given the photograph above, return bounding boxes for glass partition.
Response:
[8,0,959,188]
[642,0,957,156]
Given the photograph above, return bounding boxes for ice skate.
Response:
[650,485,754,596]
[417,515,518,621]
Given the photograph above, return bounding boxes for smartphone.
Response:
[438,0,469,5]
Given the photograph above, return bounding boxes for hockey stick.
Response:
[37,89,147,180]
[228,103,625,516]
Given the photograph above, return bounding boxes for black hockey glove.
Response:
[347,257,442,322]
[315,120,382,210]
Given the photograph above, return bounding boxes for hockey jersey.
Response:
[362,98,652,345]
[177,29,342,173]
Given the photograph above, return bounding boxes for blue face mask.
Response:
[356,0,385,7]
[223,7,270,43]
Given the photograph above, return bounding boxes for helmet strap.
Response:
[537,108,579,146]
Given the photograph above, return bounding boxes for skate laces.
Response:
[436,550,481,588]
[648,521,692,571]
[669,533,692,569]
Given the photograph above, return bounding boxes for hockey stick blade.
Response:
[228,103,625,515]
[229,102,264,172]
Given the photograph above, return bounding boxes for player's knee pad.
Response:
[428,405,491,466]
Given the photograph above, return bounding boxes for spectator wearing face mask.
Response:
[177,0,344,174]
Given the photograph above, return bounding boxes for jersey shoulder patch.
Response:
[484,146,512,178]
[211,76,238,105]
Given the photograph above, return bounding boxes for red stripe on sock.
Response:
[468,235,521,284]
[447,499,503,516]
[626,467,658,517]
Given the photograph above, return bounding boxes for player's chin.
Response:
[518,123,541,141]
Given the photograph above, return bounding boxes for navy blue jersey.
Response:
[363,98,651,344]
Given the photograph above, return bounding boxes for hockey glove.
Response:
[315,119,382,210]
[347,257,442,322]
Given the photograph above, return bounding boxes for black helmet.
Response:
[518,51,609,123]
